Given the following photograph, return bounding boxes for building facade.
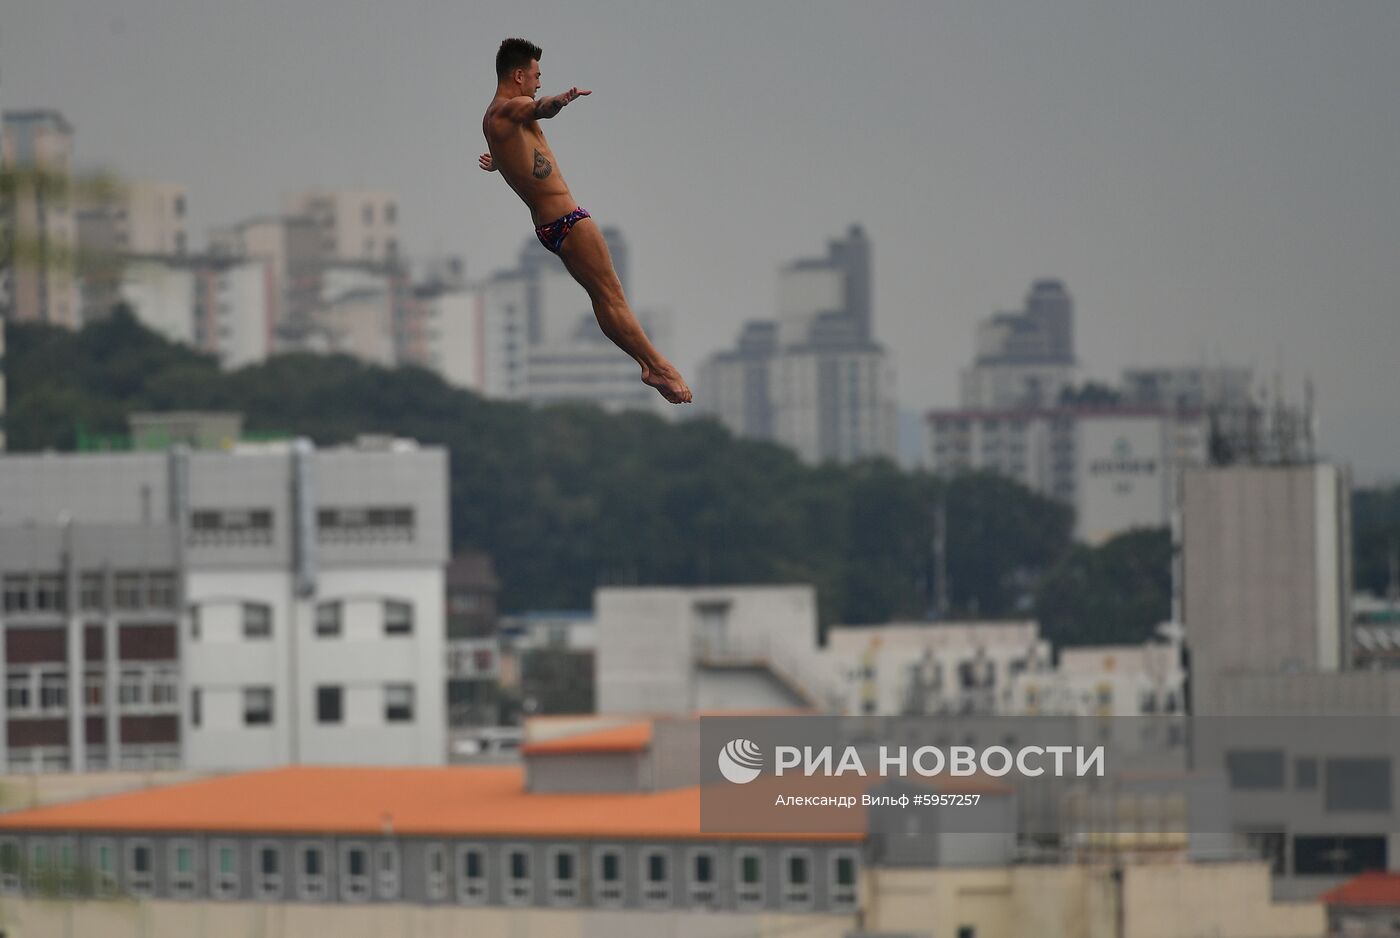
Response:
[702,226,897,465]
[0,435,450,772]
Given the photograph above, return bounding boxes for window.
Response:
[641,848,671,907]
[191,687,202,728]
[687,847,718,907]
[190,508,274,546]
[114,572,143,609]
[119,668,145,707]
[147,573,177,609]
[735,848,764,909]
[782,850,812,907]
[385,202,397,224]
[25,839,50,891]
[503,845,532,905]
[316,686,343,724]
[830,851,859,908]
[170,840,197,897]
[39,671,67,711]
[254,841,282,899]
[547,846,579,905]
[424,844,447,901]
[127,840,154,896]
[150,666,178,707]
[1225,749,1285,790]
[6,671,31,713]
[3,575,29,612]
[457,844,486,903]
[211,840,239,899]
[376,843,399,900]
[298,842,328,900]
[1294,835,1387,875]
[340,843,371,901]
[190,604,201,640]
[384,600,413,636]
[1325,758,1392,812]
[593,846,624,906]
[958,927,977,938]
[385,684,414,723]
[53,838,78,895]
[92,839,118,896]
[34,574,65,612]
[80,574,104,610]
[0,838,20,893]
[363,203,374,225]
[243,603,272,639]
[316,601,342,637]
[244,686,273,726]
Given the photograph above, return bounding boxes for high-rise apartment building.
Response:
[1,111,80,329]
[76,180,188,321]
[960,279,1077,410]
[283,190,400,265]
[702,225,896,465]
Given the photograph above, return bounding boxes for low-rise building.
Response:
[0,714,1325,938]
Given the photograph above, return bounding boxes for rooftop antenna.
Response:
[1388,538,1399,605]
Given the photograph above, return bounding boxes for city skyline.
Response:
[5,1,1398,481]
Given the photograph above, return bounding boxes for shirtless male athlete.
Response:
[480,37,692,404]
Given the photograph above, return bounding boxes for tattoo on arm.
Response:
[534,94,565,119]
[532,148,553,179]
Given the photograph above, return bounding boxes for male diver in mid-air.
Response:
[480,37,692,404]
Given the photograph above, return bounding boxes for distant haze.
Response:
[6,1,1398,480]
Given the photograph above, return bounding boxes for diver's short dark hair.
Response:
[496,38,542,80]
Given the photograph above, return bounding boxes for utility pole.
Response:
[932,492,949,619]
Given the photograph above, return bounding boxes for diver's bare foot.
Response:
[641,360,692,404]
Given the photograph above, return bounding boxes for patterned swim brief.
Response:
[535,206,591,255]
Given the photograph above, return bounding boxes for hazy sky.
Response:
[6,1,1398,481]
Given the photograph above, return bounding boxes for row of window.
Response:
[187,506,416,548]
[1225,751,1392,811]
[190,683,416,728]
[5,665,179,716]
[2,571,178,614]
[0,838,859,910]
[190,599,415,641]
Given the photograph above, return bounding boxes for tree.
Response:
[1033,527,1172,649]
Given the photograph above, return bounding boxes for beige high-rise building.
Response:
[284,189,400,264]
[1,110,80,328]
[75,180,189,321]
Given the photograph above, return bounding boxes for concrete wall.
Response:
[0,899,856,938]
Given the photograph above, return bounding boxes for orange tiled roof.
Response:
[521,721,652,755]
[1323,872,1400,907]
[0,766,861,843]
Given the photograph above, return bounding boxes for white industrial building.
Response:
[0,433,450,772]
